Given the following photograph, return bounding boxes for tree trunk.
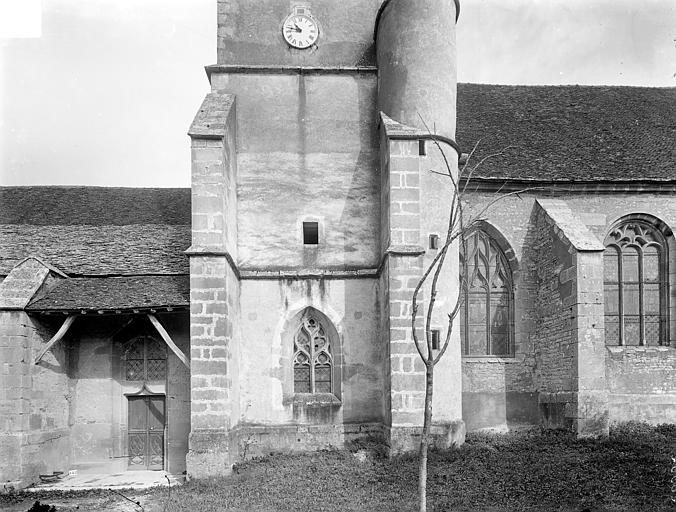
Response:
[418,362,434,512]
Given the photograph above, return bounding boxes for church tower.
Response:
[187,0,463,476]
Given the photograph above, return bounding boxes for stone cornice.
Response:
[462,177,676,194]
[186,245,428,282]
[205,65,377,79]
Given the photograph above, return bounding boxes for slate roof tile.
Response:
[0,187,191,276]
[0,187,190,225]
[26,275,189,311]
[456,84,676,181]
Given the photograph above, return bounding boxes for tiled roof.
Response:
[26,275,189,312]
[0,187,190,225]
[0,187,191,276]
[456,84,676,182]
[0,224,191,276]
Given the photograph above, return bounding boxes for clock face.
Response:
[282,14,319,49]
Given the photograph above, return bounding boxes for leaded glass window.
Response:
[293,315,333,393]
[460,230,514,356]
[124,336,167,381]
[604,221,667,346]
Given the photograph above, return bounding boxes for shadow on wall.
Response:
[56,315,190,475]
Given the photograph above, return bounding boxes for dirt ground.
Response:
[1,489,167,512]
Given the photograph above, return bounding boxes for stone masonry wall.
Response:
[384,137,464,453]
[0,312,71,487]
[0,259,71,487]
[385,139,425,450]
[528,203,578,427]
[607,347,676,424]
[460,191,676,433]
[188,256,239,477]
[188,93,240,477]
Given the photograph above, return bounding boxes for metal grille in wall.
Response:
[460,230,514,356]
[293,315,333,393]
[604,221,668,346]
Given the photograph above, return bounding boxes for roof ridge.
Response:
[0,185,190,190]
[458,82,676,90]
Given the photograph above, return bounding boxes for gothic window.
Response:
[293,314,333,393]
[124,336,167,381]
[460,230,514,356]
[604,221,668,346]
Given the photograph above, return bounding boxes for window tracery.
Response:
[604,221,668,346]
[293,314,333,393]
[124,336,167,381]
[460,230,514,356]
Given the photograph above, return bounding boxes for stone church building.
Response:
[1,0,675,486]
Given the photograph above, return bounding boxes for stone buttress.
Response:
[375,0,465,452]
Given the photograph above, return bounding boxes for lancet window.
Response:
[293,314,333,393]
[460,230,514,356]
[604,221,668,346]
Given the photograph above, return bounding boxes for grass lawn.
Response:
[3,423,675,512]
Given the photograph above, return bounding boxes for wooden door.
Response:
[128,396,165,470]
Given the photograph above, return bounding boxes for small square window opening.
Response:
[418,139,426,156]
[303,222,319,245]
[429,234,439,250]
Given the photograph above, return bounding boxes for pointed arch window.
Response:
[124,336,167,381]
[460,230,514,356]
[293,314,334,393]
[604,221,668,346]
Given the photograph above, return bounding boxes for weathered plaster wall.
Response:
[70,320,116,471]
[69,315,190,474]
[216,0,383,66]
[208,72,379,270]
[163,314,191,476]
[237,278,383,425]
[419,143,463,428]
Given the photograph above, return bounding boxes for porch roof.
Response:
[26,275,190,313]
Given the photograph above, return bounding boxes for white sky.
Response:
[1,0,674,187]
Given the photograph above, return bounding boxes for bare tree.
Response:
[410,131,523,512]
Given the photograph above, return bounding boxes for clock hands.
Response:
[282,14,317,48]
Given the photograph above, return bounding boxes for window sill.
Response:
[606,345,673,354]
[462,356,521,364]
[290,393,341,407]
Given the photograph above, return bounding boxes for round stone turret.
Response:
[376,0,459,138]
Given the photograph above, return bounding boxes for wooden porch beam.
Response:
[34,315,77,364]
[147,314,190,369]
